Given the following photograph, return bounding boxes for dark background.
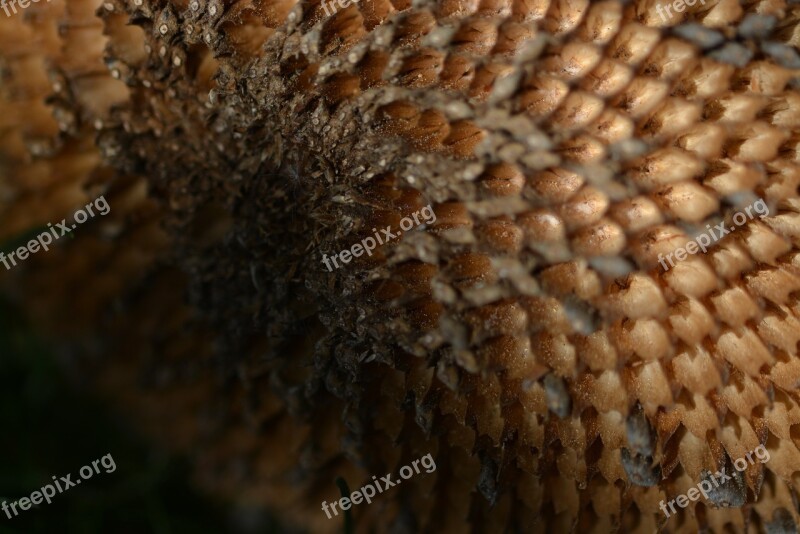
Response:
[0,295,285,533]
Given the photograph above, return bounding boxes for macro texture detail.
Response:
[1,0,800,532]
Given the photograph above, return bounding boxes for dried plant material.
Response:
[1,0,800,532]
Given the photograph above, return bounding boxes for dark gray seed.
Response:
[737,14,777,40]
[621,449,661,487]
[543,374,571,419]
[762,42,800,69]
[765,508,797,534]
[673,23,725,50]
[703,468,746,508]
[562,295,601,335]
[477,452,499,505]
[626,404,654,457]
[710,42,754,68]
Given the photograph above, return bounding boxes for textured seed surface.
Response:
[0,0,799,532]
